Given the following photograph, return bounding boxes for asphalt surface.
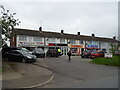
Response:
[36,56,118,88]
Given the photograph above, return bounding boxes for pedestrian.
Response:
[67,50,72,62]
[58,48,61,56]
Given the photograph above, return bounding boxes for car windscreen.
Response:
[19,50,31,55]
[35,48,44,52]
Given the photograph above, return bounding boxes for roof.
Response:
[14,28,118,43]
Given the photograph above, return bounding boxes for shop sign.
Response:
[48,43,68,46]
[18,42,44,46]
[70,45,83,48]
[86,44,99,48]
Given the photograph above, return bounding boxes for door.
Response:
[61,47,67,55]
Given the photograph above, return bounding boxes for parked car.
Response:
[46,49,59,57]
[90,51,104,59]
[32,48,45,58]
[115,50,120,55]
[81,51,91,58]
[2,47,21,58]
[21,48,33,54]
[2,47,33,58]
[4,50,37,63]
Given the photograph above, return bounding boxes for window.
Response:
[60,38,65,43]
[70,48,77,53]
[48,38,55,43]
[79,40,83,44]
[33,37,42,42]
[70,40,76,44]
[19,35,27,41]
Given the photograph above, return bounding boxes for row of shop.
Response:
[10,29,117,56]
[17,41,101,55]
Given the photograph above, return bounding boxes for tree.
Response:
[109,43,119,55]
[0,5,21,46]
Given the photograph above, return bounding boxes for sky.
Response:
[0,0,119,39]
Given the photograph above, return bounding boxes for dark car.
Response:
[46,49,59,57]
[32,48,45,58]
[2,47,33,58]
[81,51,91,58]
[90,51,104,59]
[2,47,21,58]
[4,50,37,63]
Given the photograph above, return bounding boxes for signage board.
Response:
[18,42,44,46]
[70,45,83,48]
[105,53,113,58]
[86,44,100,49]
[48,43,68,46]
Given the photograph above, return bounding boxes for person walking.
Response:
[67,50,72,62]
[58,48,61,56]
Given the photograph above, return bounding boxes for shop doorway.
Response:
[61,47,68,55]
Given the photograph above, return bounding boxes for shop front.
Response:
[68,44,83,55]
[44,43,68,55]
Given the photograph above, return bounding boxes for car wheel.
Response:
[22,58,26,63]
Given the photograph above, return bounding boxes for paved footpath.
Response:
[2,59,53,89]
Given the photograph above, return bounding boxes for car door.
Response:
[14,51,23,61]
[10,51,23,61]
[8,51,17,61]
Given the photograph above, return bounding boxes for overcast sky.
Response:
[0,0,119,39]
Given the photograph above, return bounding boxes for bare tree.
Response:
[0,5,21,47]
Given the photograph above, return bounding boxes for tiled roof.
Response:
[14,28,118,43]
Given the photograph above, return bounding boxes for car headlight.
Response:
[27,56,32,59]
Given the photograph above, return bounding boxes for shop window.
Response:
[70,48,77,53]
[33,37,42,42]
[19,35,27,41]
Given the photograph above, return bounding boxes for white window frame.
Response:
[33,37,42,42]
[19,35,27,41]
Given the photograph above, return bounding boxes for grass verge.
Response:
[91,55,120,66]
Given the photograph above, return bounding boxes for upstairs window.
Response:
[60,38,65,43]
[19,35,27,41]
[48,38,55,43]
[79,40,83,44]
[33,37,42,42]
[70,40,76,44]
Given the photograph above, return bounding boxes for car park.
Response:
[4,50,37,63]
[32,48,45,58]
[90,51,104,59]
[46,49,59,57]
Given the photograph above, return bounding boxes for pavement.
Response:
[2,59,54,89]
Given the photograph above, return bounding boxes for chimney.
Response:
[39,26,42,31]
[92,33,95,37]
[113,36,116,40]
[77,32,80,35]
[61,30,64,34]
